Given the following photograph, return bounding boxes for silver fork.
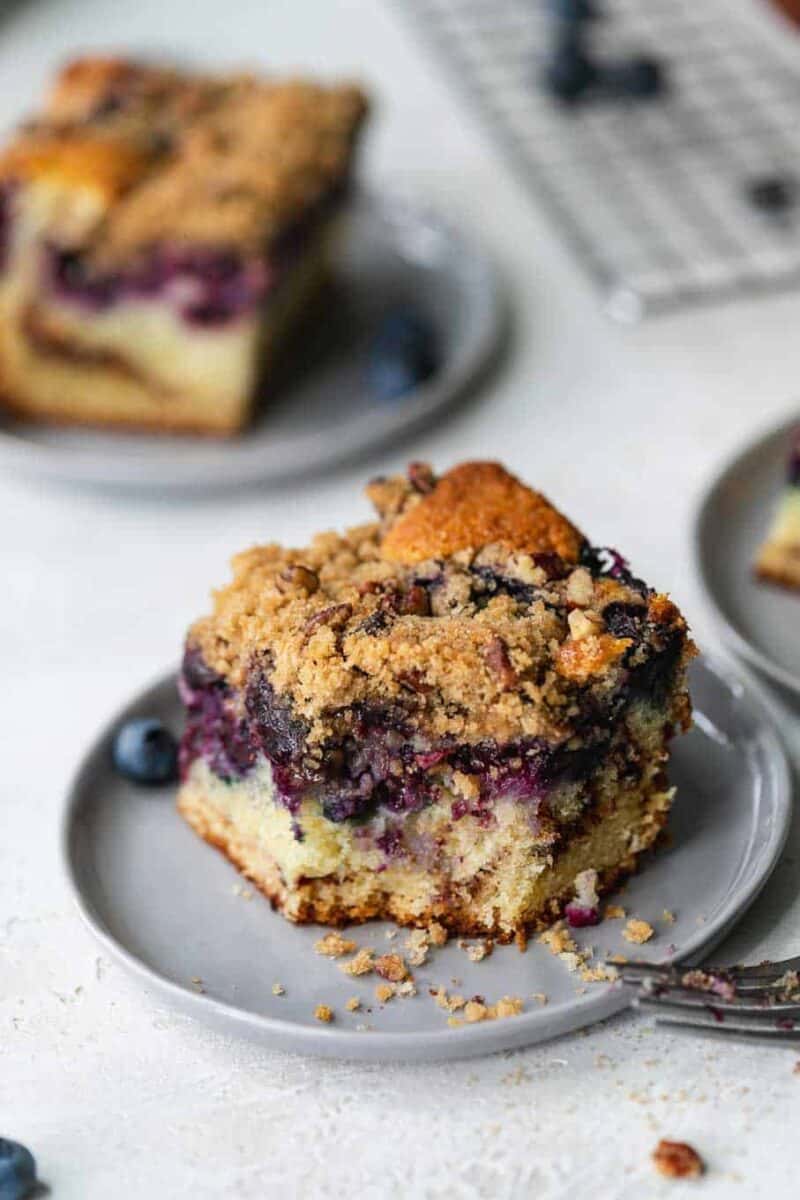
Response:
[611,954,800,1040]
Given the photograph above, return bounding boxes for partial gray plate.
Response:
[695,415,800,696]
[63,656,789,1062]
[0,190,501,492]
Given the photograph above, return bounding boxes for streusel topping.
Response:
[190,462,693,748]
[1,56,368,260]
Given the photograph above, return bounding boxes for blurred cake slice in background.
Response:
[0,57,368,434]
[754,428,800,591]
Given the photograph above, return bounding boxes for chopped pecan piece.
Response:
[303,603,352,638]
[484,636,518,690]
[276,563,319,594]
[652,1140,704,1179]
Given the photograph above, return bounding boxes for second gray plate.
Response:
[62,656,790,1061]
[0,190,501,492]
[695,415,800,696]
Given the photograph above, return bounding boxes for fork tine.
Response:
[641,1006,800,1040]
[613,955,800,995]
[636,991,800,1019]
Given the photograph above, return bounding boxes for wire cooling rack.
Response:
[403,0,800,318]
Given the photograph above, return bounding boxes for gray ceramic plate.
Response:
[0,191,501,492]
[63,656,789,1062]
[695,415,800,696]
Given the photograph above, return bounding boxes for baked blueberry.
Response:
[112,718,179,785]
[367,309,439,401]
[0,1138,36,1200]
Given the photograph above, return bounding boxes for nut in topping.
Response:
[567,609,603,641]
[276,563,319,594]
[407,461,436,494]
[566,566,594,607]
[484,636,518,690]
[303,603,352,639]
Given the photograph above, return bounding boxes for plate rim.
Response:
[0,189,504,493]
[61,655,792,1062]
[693,411,800,697]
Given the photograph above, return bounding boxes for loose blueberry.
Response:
[546,0,598,21]
[747,174,796,215]
[543,41,598,103]
[0,1138,37,1200]
[603,55,666,99]
[367,309,439,402]
[112,718,179,785]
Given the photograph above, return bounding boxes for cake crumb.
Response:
[581,964,618,984]
[539,922,576,956]
[427,921,448,947]
[384,928,398,940]
[397,980,417,998]
[652,1140,704,1179]
[532,992,548,1005]
[464,1000,489,1023]
[232,882,254,900]
[375,983,395,1003]
[271,982,285,996]
[623,919,655,945]
[340,948,374,976]
[459,938,493,962]
[515,929,528,953]
[314,931,357,958]
[432,987,466,1012]
[447,1016,463,1028]
[662,909,676,924]
[314,1004,334,1023]
[374,953,408,982]
[345,996,361,1012]
[608,953,628,964]
[404,929,430,966]
[494,995,524,1018]
[190,976,206,993]
[605,904,626,920]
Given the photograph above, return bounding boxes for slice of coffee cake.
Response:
[0,57,367,434]
[754,429,800,591]
[178,462,695,938]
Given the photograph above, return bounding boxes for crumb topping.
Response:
[188,461,694,751]
[2,56,368,261]
[313,1004,334,1023]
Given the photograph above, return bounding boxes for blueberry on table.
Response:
[0,1138,37,1200]
[547,0,599,22]
[367,309,439,402]
[603,55,666,100]
[543,41,598,103]
[112,717,179,785]
[747,174,796,215]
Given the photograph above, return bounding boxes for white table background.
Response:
[3,0,800,1195]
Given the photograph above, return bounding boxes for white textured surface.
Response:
[3,0,800,1196]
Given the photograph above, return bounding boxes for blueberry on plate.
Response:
[112,717,179,786]
[367,308,439,402]
[0,1138,37,1200]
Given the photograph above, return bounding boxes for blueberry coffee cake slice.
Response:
[0,57,367,434]
[754,429,800,591]
[178,462,695,938]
